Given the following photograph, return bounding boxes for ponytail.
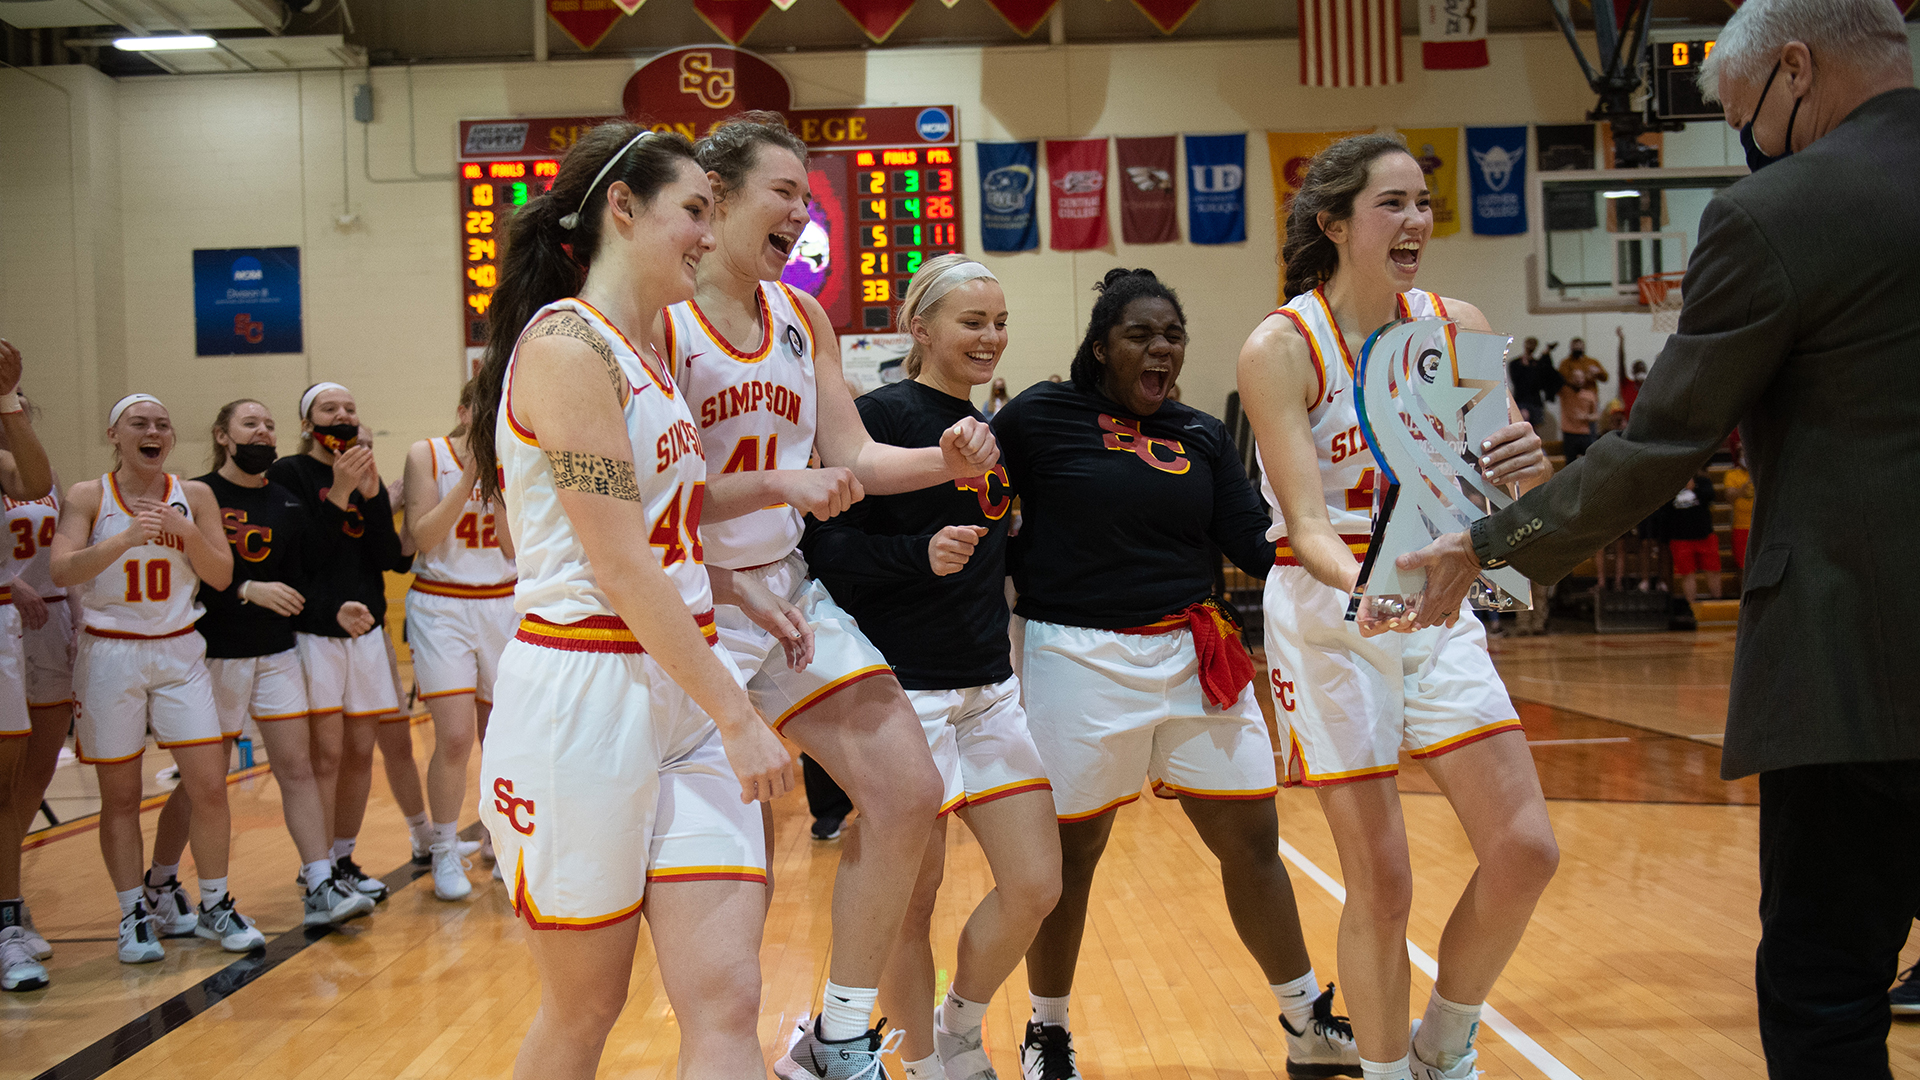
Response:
[1281,133,1410,300]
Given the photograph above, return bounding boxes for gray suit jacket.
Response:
[1473,88,1920,779]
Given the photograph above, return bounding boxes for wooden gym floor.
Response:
[8,631,1919,1080]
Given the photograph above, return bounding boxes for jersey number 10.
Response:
[123,559,172,603]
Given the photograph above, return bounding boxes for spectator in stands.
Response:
[1558,336,1607,393]
[1723,446,1754,572]
[1558,366,1601,461]
[983,377,1012,419]
[1665,472,1723,605]
[1616,327,1649,417]
[1508,337,1563,432]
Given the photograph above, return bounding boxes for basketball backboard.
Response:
[1527,166,1746,314]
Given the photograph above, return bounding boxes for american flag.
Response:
[1298,0,1405,87]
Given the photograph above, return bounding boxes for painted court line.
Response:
[1276,837,1585,1080]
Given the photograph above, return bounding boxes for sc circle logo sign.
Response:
[915,108,952,142]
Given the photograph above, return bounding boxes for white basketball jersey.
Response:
[1257,288,1449,558]
[410,436,515,597]
[83,473,204,636]
[499,298,713,625]
[665,282,818,570]
[5,488,58,595]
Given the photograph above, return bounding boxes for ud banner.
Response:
[1398,127,1460,237]
[1467,125,1527,235]
[977,141,1040,252]
[1046,138,1110,251]
[1115,136,1178,244]
[1184,133,1246,245]
[194,247,302,356]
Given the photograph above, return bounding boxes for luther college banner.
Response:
[1298,0,1403,87]
[1418,0,1489,69]
[1184,134,1246,245]
[1115,136,1179,244]
[1467,126,1527,235]
[977,141,1040,252]
[1047,139,1111,251]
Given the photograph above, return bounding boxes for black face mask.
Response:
[310,423,359,454]
[230,443,277,475]
[1742,59,1803,173]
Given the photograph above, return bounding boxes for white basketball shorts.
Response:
[905,675,1053,817]
[296,630,400,720]
[206,649,309,737]
[72,626,220,763]
[23,600,73,709]
[0,602,27,737]
[405,588,516,704]
[715,551,895,734]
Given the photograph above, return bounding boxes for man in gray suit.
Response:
[1397,1,1919,1075]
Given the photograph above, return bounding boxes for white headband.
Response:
[108,394,163,428]
[301,382,349,419]
[559,130,654,230]
[910,261,999,323]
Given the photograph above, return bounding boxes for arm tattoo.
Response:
[547,450,642,501]
[527,313,626,398]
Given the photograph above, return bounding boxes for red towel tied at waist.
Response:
[1113,599,1255,709]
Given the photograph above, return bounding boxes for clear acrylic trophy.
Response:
[1346,318,1533,624]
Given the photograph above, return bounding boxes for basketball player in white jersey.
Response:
[467,123,796,1080]
[1237,135,1559,1080]
[402,380,517,900]
[50,394,267,965]
[669,112,997,1077]
[0,340,55,991]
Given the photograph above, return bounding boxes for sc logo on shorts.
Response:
[493,778,536,835]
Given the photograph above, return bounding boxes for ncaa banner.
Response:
[1046,138,1111,251]
[1397,127,1461,237]
[1184,133,1247,246]
[1115,136,1178,245]
[1418,0,1489,69]
[977,141,1040,253]
[1467,126,1527,235]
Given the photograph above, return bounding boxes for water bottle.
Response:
[236,736,254,770]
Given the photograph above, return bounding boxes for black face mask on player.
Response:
[230,443,277,475]
[1742,57,1805,173]
[310,423,360,455]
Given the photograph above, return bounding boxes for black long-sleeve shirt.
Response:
[992,380,1273,630]
[802,380,1013,690]
[194,472,314,659]
[266,454,407,638]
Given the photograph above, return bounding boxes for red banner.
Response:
[547,0,623,49]
[835,0,917,41]
[1130,0,1202,34]
[1114,136,1178,244]
[981,0,1057,35]
[691,0,775,43]
[1046,139,1110,251]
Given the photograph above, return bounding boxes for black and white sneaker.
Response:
[811,816,846,841]
[304,874,377,926]
[194,895,267,953]
[775,1017,903,1080]
[143,873,200,937]
[0,926,48,991]
[117,901,165,964]
[1020,1022,1081,1080]
[1279,985,1362,1078]
[332,856,390,901]
[1893,964,1920,1016]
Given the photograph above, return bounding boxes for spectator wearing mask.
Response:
[1616,327,1650,416]
[1558,367,1601,462]
[1507,337,1563,431]
[1557,336,1607,394]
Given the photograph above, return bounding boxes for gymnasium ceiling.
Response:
[3,0,1763,76]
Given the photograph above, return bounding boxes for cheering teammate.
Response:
[269,383,408,901]
[666,111,997,1076]
[469,122,794,1080]
[1236,134,1559,1080]
[803,255,1061,1080]
[50,394,267,964]
[402,382,515,900]
[995,268,1360,1080]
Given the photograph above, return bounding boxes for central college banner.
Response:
[1184,134,1246,245]
[977,141,1040,252]
[1115,136,1178,244]
[1467,126,1527,235]
[1397,127,1460,237]
[1047,138,1110,251]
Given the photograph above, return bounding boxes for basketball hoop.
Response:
[1638,271,1686,333]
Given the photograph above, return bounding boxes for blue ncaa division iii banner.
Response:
[194,247,303,355]
[1467,126,1527,236]
[976,141,1040,253]
[1184,133,1246,245]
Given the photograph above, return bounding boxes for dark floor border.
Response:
[29,825,478,1080]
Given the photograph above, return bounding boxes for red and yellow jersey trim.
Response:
[511,854,646,932]
[0,586,12,606]
[1394,289,1449,319]
[776,282,817,356]
[574,297,676,400]
[155,734,227,751]
[1407,720,1522,760]
[647,865,769,885]
[411,577,516,599]
[86,623,196,641]
[1149,779,1279,801]
[1112,612,1188,635]
[1272,306,1326,407]
[770,665,894,733]
[515,609,718,654]
[1057,791,1140,824]
[965,779,1053,807]
[503,359,540,447]
[1274,534,1372,568]
[936,792,968,818]
[1312,288,1357,377]
[686,287,775,364]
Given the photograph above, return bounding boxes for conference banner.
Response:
[977,141,1040,252]
[1115,136,1179,245]
[1046,138,1111,251]
[1184,133,1247,245]
[1267,129,1368,299]
[1397,127,1460,237]
[547,0,623,50]
[1466,125,1527,235]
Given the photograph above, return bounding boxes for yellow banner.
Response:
[1397,126,1461,237]
[1267,130,1369,304]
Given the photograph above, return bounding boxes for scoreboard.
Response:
[840,146,962,331]
[459,155,560,352]
[1650,38,1722,122]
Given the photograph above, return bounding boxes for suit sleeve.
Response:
[1205,424,1277,580]
[1474,194,1798,579]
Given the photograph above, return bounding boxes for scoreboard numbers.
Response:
[850,147,963,331]
[459,159,559,348]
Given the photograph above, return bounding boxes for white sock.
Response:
[1030,993,1069,1029]
[1359,1055,1413,1080]
[819,981,878,1042]
[901,1053,943,1080]
[405,811,429,831]
[431,821,458,848]
[199,876,228,910]
[1272,969,1320,1032]
[117,887,144,916]
[331,837,356,861]
[302,859,333,891]
[1413,991,1482,1070]
[940,990,989,1036]
[146,861,179,887]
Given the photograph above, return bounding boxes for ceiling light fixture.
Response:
[1602,189,1644,199]
[114,36,220,51]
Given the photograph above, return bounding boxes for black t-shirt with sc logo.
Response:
[195,471,313,659]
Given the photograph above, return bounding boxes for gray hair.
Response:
[1696,0,1910,102]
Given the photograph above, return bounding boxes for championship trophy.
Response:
[1347,318,1532,623]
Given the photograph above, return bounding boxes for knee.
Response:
[904,870,946,928]
[549,985,629,1040]
[674,960,762,1037]
[309,742,342,777]
[1003,867,1064,928]
[854,762,942,828]
[1345,850,1415,922]
[100,782,146,817]
[435,726,476,763]
[1483,827,1560,899]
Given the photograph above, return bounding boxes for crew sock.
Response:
[1029,993,1070,1029]
[819,980,878,1042]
